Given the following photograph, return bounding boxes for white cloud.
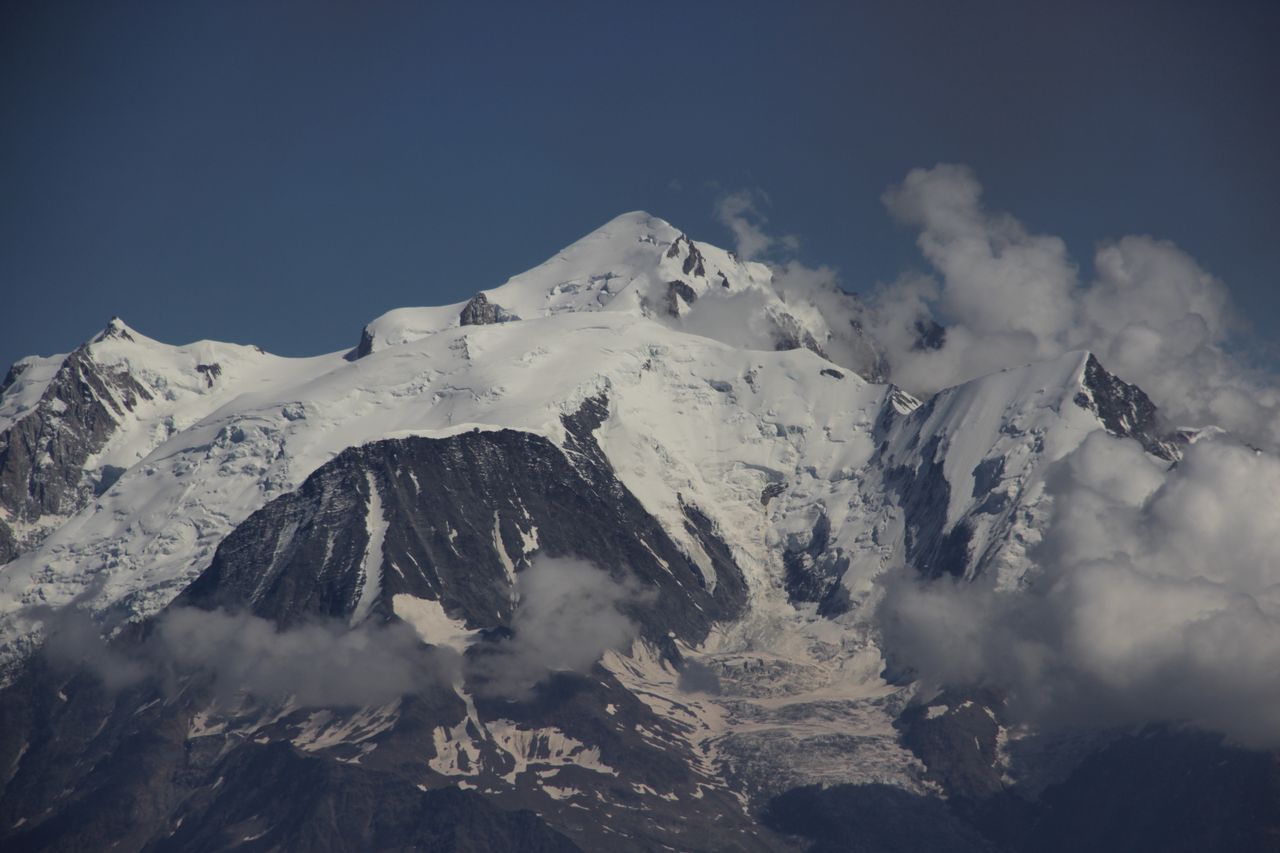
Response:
[38,603,455,707]
[880,432,1280,747]
[468,556,651,698]
[864,164,1280,448]
[714,189,775,260]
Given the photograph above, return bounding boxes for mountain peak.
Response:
[1076,352,1178,459]
[93,316,138,344]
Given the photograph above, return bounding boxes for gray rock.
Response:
[459,292,519,326]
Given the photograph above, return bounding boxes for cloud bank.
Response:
[881,433,1280,747]
[39,603,452,707]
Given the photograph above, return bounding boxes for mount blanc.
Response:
[0,212,1275,852]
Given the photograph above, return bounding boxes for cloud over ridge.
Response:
[713,165,1280,745]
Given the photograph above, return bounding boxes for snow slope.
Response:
[358,211,885,378]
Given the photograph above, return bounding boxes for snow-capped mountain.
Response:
[1,214,1275,852]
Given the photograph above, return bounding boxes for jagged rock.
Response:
[93,316,135,344]
[895,688,1008,800]
[665,280,697,316]
[665,234,706,277]
[782,513,852,616]
[194,363,221,387]
[0,363,27,398]
[350,325,376,360]
[771,311,827,358]
[0,346,152,564]
[1076,354,1178,460]
[459,292,519,326]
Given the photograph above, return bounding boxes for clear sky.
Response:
[2,0,1277,371]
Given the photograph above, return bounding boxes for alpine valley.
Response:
[0,213,1276,852]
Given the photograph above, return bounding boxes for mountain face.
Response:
[1,213,1276,852]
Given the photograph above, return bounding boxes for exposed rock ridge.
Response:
[1076,353,1178,460]
[0,342,152,564]
[459,292,520,327]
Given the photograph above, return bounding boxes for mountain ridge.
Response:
[1,213,1272,852]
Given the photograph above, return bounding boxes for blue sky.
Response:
[2,0,1277,370]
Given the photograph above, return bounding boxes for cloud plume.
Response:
[867,163,1280,448]
[714,189,777,261]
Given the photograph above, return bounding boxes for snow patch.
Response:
[391,594,479,653]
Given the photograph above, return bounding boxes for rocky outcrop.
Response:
[665,280,697,316]
[194,363,221,387]
[1077,354,1178,460]
[459,292,519,326]
[182,397,747,641]
[0,341,152,564]
[665,233,706,278]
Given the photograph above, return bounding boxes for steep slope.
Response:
[873,349,1177,591]
[0,318,335,565]
[355,211,887,379]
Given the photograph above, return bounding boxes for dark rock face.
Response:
[150,743,584,853]
[182,397,747,642]
[783,513,852,616]
[767,728,1280,853]
[0,345,153,564]
[1077,354,1177,460]
[1002,728,1280,853]
[883,434,974,581]
[896,689,1008,800]
[760,481,786,505]
[872,356,1176,587]
[665,280,697,316]
[458,292,519,326]
[771,312,827,359]
[0,362,28,397]
[665,234,706,278]
[762,783,997,853]
[194,363,221,387]
[349,325,376,360]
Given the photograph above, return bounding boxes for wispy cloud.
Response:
[714,189,776,260]
[468,556,652,699]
